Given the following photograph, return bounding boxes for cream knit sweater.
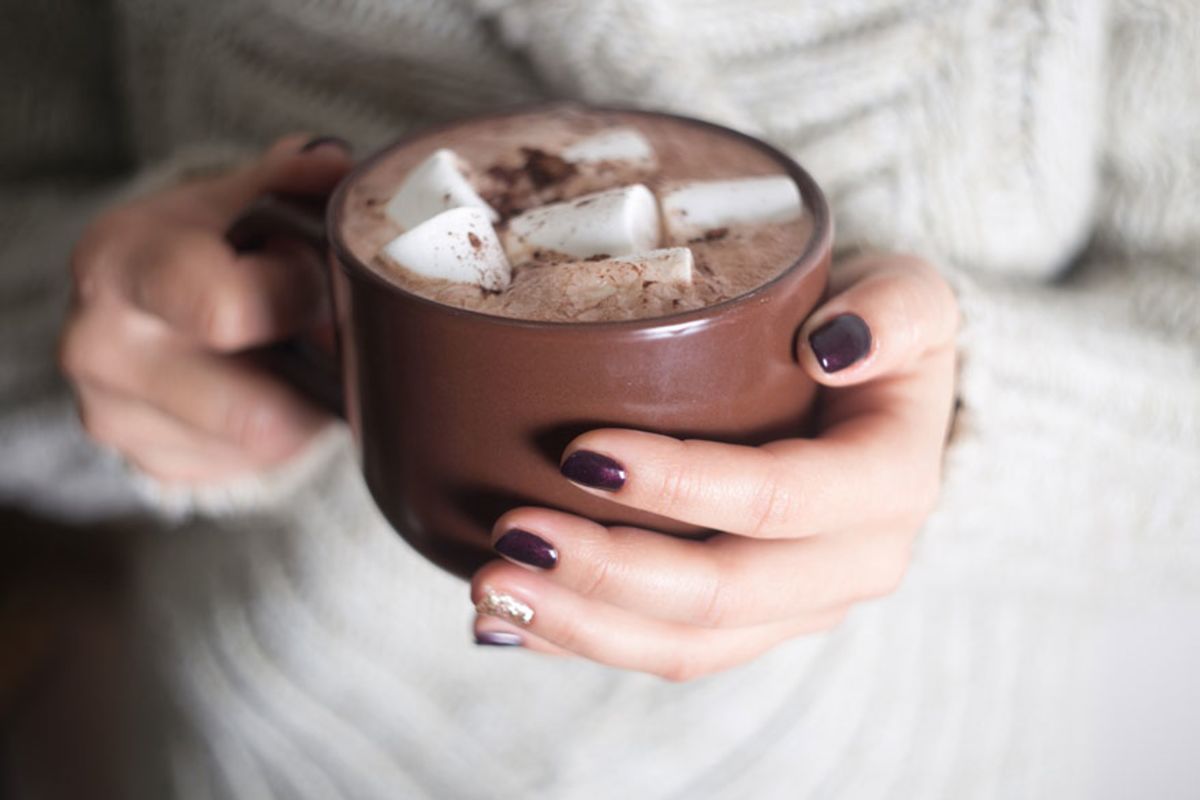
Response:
[2,1,1199,798]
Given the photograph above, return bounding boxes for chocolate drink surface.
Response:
[341,106,815,322]
[312,105,832,577]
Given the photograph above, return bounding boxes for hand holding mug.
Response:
[60,136,352,482]
[472,253,959,680]
[62,110,958,679]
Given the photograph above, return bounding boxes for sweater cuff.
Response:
[128,423,356,520]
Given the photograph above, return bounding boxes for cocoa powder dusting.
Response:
[521,148,577,188]
[342,108,814,322]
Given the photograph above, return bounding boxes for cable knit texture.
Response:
[1,1,1198,798]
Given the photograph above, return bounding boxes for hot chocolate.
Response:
[341,106,814,322]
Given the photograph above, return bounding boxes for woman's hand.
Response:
[471,253,960,680]
[59,135,353,483]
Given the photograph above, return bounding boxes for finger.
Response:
[75,384,264,481]
[191,134,354,230]
[143,350,328,464]
[124,445,263,484]
[490,507,908,627]
[471,562,847,681]
[797,253,959,385]
[560,422,937,538]
[62,302,328,463]
[125,228,325,350]
[471,618,574,656]
[117,350,327,465]
[562,280,957,540]
[76,382,230,453]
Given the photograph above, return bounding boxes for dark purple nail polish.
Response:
[561,450,626,491]
[475,631,524,647]
[809,313,872,373]
[494,529,558,570]
[300,135,351,154]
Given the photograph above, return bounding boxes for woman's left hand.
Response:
[470,253,960,680]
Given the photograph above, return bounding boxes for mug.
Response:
[231,106,833,579]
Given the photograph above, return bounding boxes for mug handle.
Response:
[225,194,345,417]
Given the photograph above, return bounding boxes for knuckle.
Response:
[654,439,720,519]
[693,557,733,628]
[746,473,796,539]
[140,233,257,348]
[657,461,699,519]
[195,282,257,349]
[577,552,615,601]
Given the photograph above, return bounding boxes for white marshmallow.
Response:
[522,248,694,312]
[586,247,694,285]
[380,207,511,291]
[502,184,661,263]
[385,149,498,231]
[660,175,803,242]
[562,127,657,168]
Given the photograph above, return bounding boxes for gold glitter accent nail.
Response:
[475,587,534,626]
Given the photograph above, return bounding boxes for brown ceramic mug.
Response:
[232,106,833,579]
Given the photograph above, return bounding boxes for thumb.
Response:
[797,253,959,386]
[201,134,355,228]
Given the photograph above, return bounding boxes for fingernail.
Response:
[475,587,534,626]
[300,135,351,154]
[809,313,872,373]
[475,630,524,647]
[495,529,558,570]
[561,450,626,492]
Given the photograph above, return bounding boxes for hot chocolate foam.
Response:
[340,107,814,322]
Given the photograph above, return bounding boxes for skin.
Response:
[62,136,959,681]
[60,135,351,481]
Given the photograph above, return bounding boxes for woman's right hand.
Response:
[59,135,353,484]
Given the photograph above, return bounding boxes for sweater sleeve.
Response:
[950,0,1199,443]
[928,0,1200,591]
[0,3,349,525]
[0,0,140,521]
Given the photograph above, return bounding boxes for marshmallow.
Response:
[660,176,803,242]
[562,127,657,168]
[385,149,498,230]
[380,207,511,291]
[502,184,661,263]
[522,248,694,311]
[566,247,692,290]
[585,247,694,285]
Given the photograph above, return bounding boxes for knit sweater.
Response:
[2,1,1199,798]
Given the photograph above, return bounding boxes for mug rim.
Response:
[327,103,833,331]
